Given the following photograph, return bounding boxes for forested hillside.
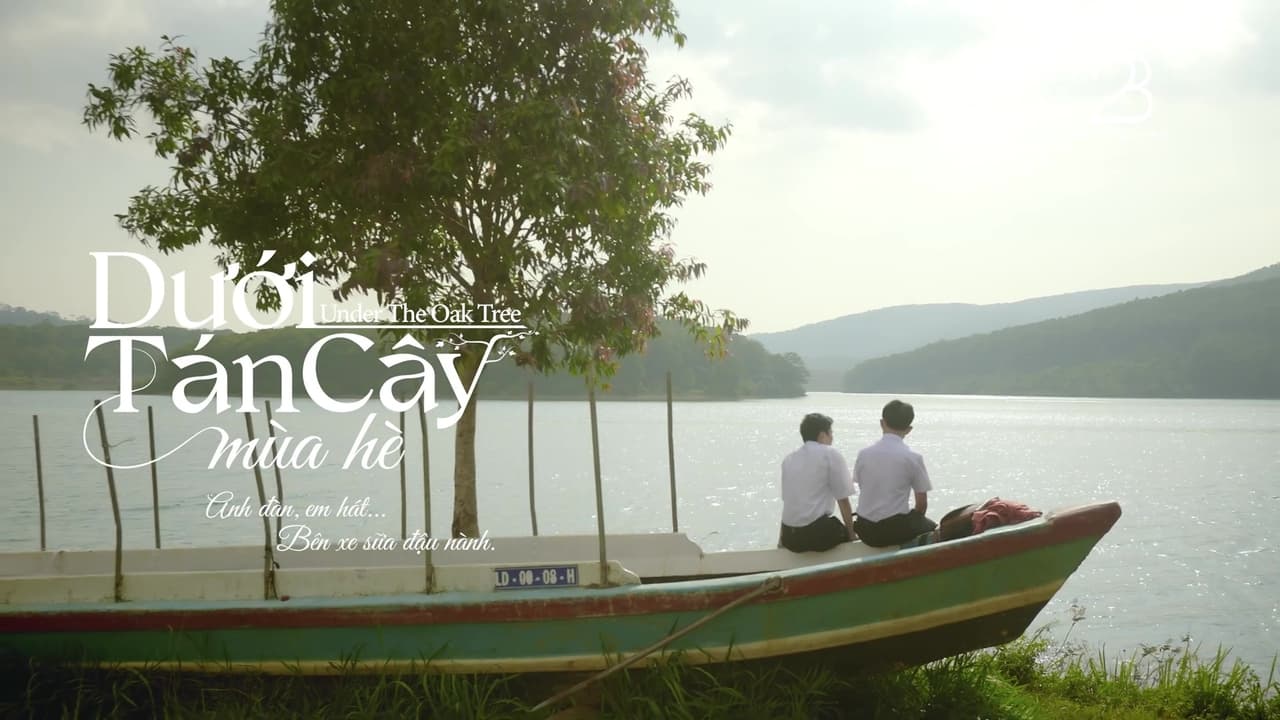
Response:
[0,325,204,389]
[842,276,1280,398]
[0,322,807,399]
[751,282,1198,389]
[0,304,80,326]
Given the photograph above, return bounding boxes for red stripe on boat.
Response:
[0,503,1119,634]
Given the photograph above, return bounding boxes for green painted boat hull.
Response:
[0,503,1120,673]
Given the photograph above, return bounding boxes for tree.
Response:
[85,0,744,536]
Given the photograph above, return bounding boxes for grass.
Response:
[3,634,1277,719]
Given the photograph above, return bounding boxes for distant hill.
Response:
[751,282,1200,390]
[133,322,806,400]
[841,274,1280,398]
[0,322,807,399]
[0,303,80,326]
[0,325,204,390]
[1205,261,1280,287]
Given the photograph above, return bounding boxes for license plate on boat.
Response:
[493,565,579,590]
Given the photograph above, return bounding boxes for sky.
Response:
[1,0,1277,333]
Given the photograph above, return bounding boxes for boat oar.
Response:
[530,574,784,713]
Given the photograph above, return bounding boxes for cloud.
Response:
[662,0,1274,138]
[0,0,269,150]
[1229,1,1280,93]
[0,0,267,50]
[927,0,1260,104]
[0,102,86,152]
[0,0,150,52]
[677,1,980,61]
[671,1,983,133]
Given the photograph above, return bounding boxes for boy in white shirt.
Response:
[779,413,857,552]
[853,400,938,547]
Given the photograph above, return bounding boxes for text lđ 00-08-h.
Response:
[493,565,579,590]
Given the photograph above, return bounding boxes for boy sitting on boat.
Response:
[778,413,857,552]
[852,400,939,547]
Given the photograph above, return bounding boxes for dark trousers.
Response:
[854,512,938,548]
[780,515,849,553]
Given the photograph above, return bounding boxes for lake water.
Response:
[1,389,1276,672]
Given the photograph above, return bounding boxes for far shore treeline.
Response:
[843,274,1280,398]
[6,266,1280,401]
[0,319,809,400]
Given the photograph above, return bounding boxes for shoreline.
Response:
[6,635,1277,718]
[0,383,805,402]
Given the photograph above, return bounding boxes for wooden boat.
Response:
[0,501,1120,673]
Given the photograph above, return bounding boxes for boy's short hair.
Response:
[882,400,915,431]
[800,413,833,442]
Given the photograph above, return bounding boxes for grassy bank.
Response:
[4,634,1277,719]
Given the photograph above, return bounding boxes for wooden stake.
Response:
[399,408,407,540]
[416,397,433,592]
[588,377,607,585]
[33,415,46,551]
[667,371,678,533]
[147,406,160,549]
[265,400,285,542]
[243,412,277,600]
[528,380,538,536]
[93,401,123,602]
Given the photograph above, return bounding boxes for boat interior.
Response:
[0,528,937,604]
[0,501,1065,607]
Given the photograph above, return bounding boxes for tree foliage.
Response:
[84,0,744,535]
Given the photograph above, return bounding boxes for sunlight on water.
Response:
[1,390,1277,670]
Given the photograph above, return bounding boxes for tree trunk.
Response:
[451,351,480,538]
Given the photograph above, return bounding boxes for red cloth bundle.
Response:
[971,497,1042,534]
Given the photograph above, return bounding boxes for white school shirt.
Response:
[780,441,856,527]
[853,433,932,522]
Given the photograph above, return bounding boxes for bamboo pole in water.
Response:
[528,380,538,536]
[399,408,407,540]
[265,400,285,542]
[243,412,277,600]
[667,371,678,533]
[93,401,123,602]
[416,398,433,592]
[588,378,607,584]
[32,415,46,551]
[147,406,160,549]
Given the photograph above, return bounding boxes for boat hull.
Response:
[0,503,1120,673]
